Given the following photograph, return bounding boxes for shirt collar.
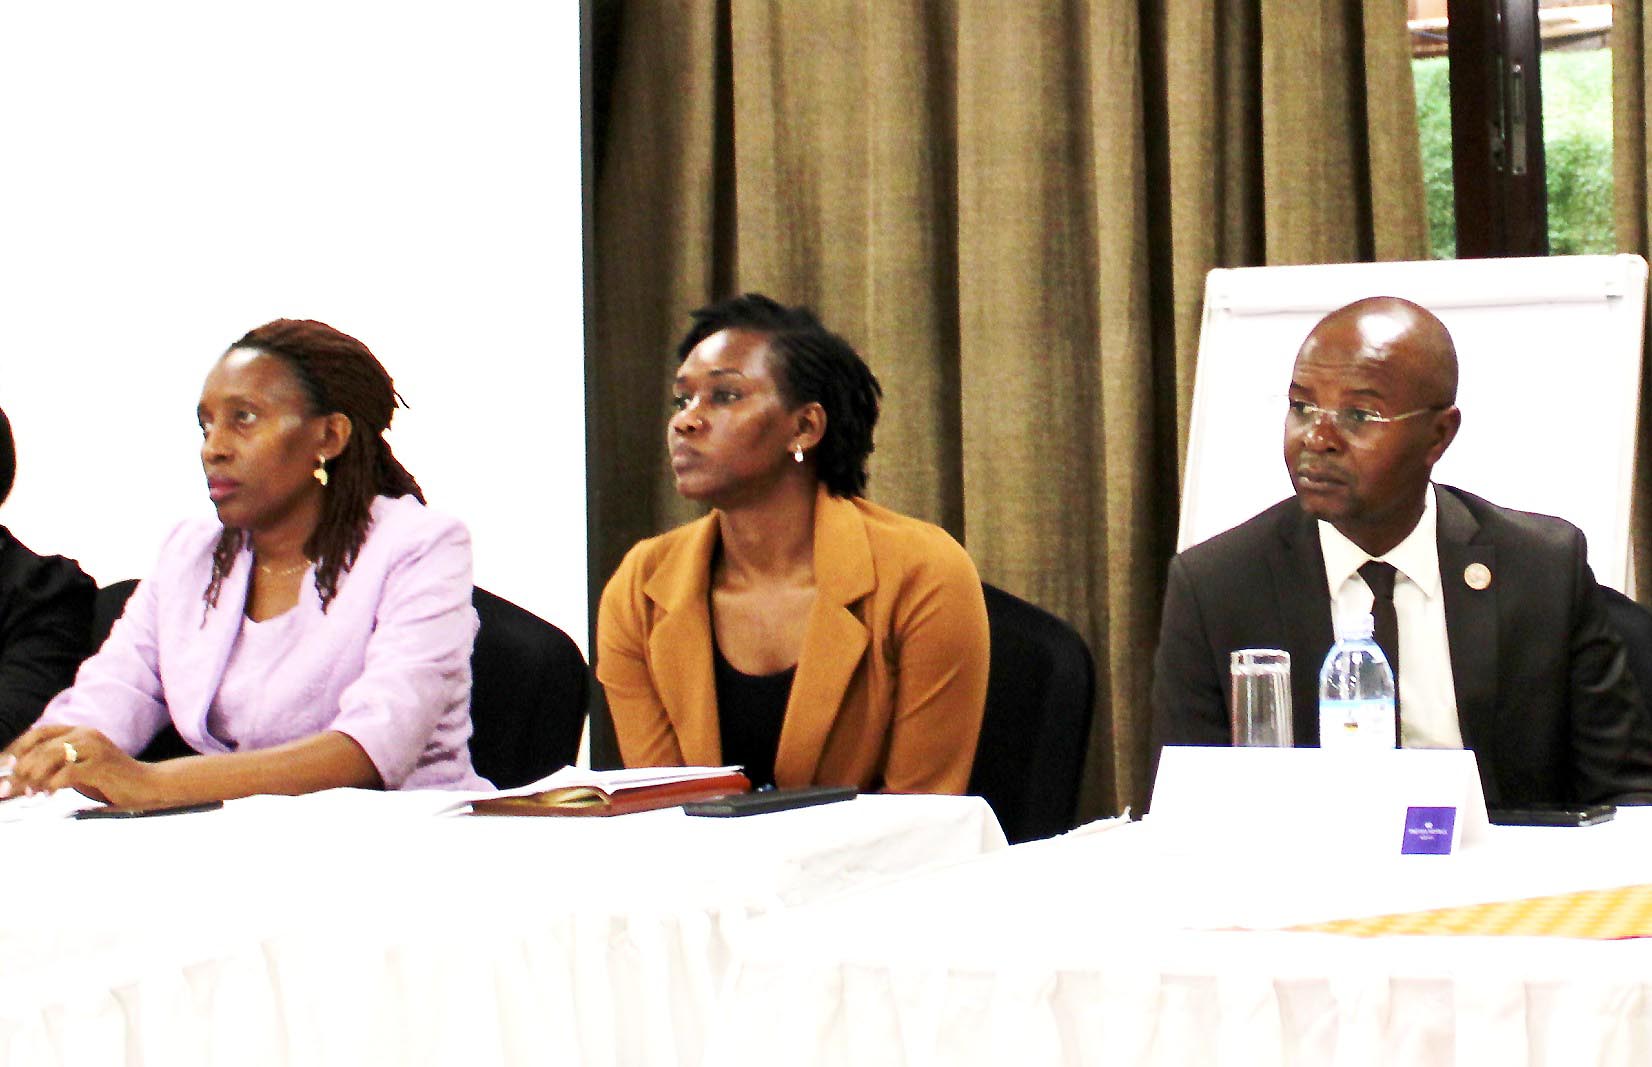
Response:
[1317,484,1442,598]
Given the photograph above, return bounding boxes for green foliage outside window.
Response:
[1414,56,1456,259]
[1543,50,1614,255]
[1413,48,1613,259]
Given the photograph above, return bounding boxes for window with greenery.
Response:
[1408,0,1613,260]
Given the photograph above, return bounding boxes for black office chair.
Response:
[969,583,1096,844]
[467,586,588,788]
[587,682,624,771]
[90,578,139,653]
[90,579,588,782]
[1601,585,1652,731]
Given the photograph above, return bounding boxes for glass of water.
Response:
[1229,649,1293,747]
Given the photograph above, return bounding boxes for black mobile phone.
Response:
[72,800,225,820]
[1487,803,1616,827]
[683,785,857,817]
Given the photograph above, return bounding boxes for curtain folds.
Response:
[590,0,1425,816]
[1613,0,1652,581]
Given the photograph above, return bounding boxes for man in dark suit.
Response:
[0,406,95,748]
[1151,296,1652,806]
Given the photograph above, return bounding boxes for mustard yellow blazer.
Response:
[596,488,990,793]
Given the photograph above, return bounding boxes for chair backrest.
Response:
[586,682,624,771]
[90,578,139,653]
[969,583,1096,844]
[1601,586,1652,730]
[468,586,589,788]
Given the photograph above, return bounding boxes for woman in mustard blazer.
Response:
[597,294,989,793]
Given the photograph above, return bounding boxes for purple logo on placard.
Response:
[1401,806,1457,855]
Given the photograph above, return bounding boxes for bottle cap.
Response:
[1334,609,1375,641]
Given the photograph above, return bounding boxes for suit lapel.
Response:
[1272,504,1337,746]
[1437,488,1498,767]
[642,514,724,765]
[174,545,253,748]
[772,490,872,785]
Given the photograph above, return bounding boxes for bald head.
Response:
[1283,296,1463,556]
[1300,296,1458,408]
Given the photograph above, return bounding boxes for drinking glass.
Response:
[1229,649,1293,747]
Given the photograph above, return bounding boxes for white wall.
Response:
[0,2,588,650]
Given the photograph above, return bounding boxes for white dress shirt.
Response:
[1316,484,1464,749]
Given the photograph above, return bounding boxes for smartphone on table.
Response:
[1487,804,1615,827]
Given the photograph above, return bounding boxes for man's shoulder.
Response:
[1173,497,1303,576]
[0,525,83,579]
[0,525,95,606]
[1438,485,1585,556]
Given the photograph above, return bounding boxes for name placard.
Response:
[1401,806,1458,854]
[1147,747,1491,857]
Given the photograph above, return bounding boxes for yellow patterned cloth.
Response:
[1293,883,1652,939]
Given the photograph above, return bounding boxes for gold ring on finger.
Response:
[63,741,79,764]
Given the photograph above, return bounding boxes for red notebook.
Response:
[468,767,751,817]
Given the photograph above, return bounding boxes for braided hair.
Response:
[676,294,882,497]
[204,319,424,612]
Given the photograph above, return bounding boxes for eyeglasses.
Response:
[1285,399,1445,440]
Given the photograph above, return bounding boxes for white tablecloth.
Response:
[0,790,1004,1067]
[710,808,1652,1066]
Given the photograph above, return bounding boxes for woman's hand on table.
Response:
[0,725,158,806]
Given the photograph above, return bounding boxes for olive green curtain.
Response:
[1613,0,1652,579]
[589,0,1425,816]
[1618,0,1647,253]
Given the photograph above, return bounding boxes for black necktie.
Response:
[1358,560,1401,736]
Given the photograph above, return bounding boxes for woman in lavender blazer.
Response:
[1,319,487,805]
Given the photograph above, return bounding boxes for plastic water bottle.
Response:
[1317,611,1396,749]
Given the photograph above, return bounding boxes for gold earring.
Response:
[792,444,805,464]
[314,455,329,487]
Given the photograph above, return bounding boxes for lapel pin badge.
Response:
[1463,563,1491,591]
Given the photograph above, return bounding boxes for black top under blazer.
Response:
[0,525,95,747]
[1151,486,1652,807]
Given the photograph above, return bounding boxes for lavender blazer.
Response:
[41,495,487,790]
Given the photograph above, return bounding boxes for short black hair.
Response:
[677,293,882,497]
[0,407,13,508]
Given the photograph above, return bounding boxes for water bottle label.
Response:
[1319,698,1396,749]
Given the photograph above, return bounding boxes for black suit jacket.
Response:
[0,525,95,747]
[1150,486,1652,806]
